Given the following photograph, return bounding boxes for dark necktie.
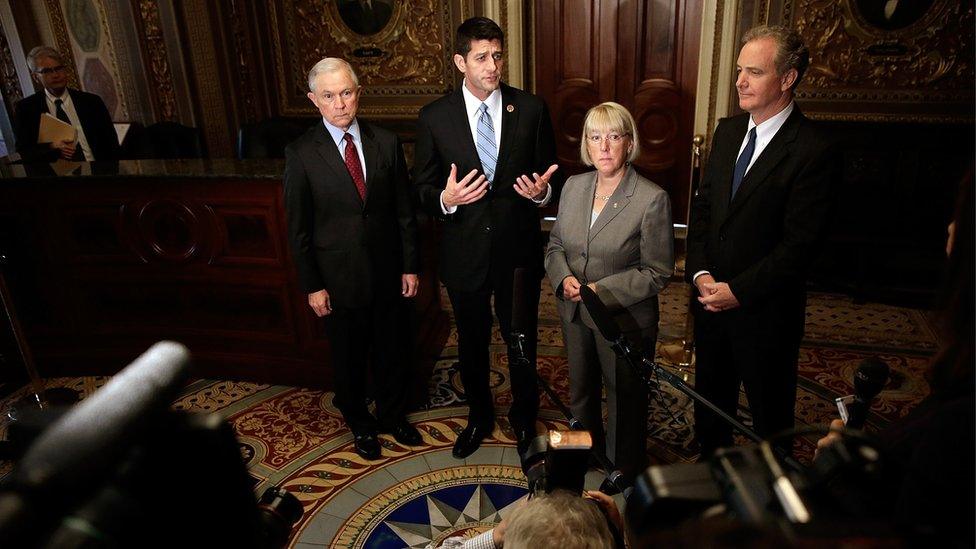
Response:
[731,127,757,200]
[54,98,84,161]
[343,133,367,201]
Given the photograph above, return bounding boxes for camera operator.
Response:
[430,489,620,549]
[814,172,974,547]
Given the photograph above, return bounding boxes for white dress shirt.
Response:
[45,89,94,161]
[322,117,367,180]
[440,79,552,213]
[693,101,795,283]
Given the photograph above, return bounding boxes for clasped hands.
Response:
[695,274,740,312]
[307,274,419,317]
[441,162,559,208]
[561,275,595,302]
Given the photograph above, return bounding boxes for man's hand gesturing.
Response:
[442,163,489,208]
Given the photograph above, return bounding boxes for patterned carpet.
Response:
[0,280,940,547]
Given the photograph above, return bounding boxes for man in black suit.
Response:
[284,57,421,460]
[413,17,561,459]
[686,25,837,456]
[14,46,119,163]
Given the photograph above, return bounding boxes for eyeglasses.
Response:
[586,133,629,144]
[35,65,66,75]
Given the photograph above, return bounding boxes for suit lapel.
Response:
[724,109,802,221]
[714,116,748,226]
[589,167,636,242]
[447,89,482,171]
[313,123,363,207]
[360,121,379,205]
[496,84,520,183]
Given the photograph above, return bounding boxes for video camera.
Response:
[520,430,593,496]
[0,342,303,548]
[626,435,897,544]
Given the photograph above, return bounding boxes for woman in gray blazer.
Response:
[545,102,674,483]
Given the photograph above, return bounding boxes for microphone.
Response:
[578,284,621,342]
[838,358,890,429]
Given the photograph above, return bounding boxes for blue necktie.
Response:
[731,127,757,200]
[475,103,496,186]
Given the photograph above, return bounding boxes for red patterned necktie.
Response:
[343,133,367,201]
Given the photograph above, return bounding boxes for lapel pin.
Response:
[613,202,618,208]
[506,104,515,112]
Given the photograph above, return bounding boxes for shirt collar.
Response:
[45,88,69,104]
[460,79,502,120]
[748,101,794,143]
[322,117,361,148]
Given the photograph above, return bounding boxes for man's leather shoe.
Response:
[452,423,492,459]
[388,420,422,446]
[353,431,381,460]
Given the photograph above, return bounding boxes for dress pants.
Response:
[693,308,801,457]
[325,296,413,434]
[446,267,540,432]
[562,315,653,480]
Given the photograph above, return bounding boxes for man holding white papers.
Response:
[13,46,120,163]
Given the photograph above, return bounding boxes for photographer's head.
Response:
[504,489,614,548]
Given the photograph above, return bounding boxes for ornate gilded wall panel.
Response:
[0,15,23,109]
[269,0,464,118]
[134,0,177,121]
[783,0,974,122]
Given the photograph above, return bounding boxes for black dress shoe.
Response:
[353,431,381,460]
[388,420,422,446]
[452,423,492,459]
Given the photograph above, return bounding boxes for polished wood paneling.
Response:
[0,161,445,389]
[535,0,702,223]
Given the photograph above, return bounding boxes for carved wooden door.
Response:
[534,0,702,223]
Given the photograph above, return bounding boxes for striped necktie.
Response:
[475,103,496,186]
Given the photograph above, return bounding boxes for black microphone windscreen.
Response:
[853,358,890,401]
[579,284,621,342]
[512,268,529,334]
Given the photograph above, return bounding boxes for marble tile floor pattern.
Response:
[0,281,941,547]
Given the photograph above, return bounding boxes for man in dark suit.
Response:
[284,57,421,460]
[14,46,119,163]
[686,25,837,456]
[413,17,561,459]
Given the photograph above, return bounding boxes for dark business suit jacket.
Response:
[13,88,120,163]
[686,106,836,344]
[284,120,418,309]
[412,83,560,291]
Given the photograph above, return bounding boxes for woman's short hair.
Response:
[307,57,359,92]
[503,490,614,548]
[580,101,640,166]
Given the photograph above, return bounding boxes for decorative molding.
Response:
[228,0,258,124]
[44,0,80,89]
[785,0,974,122]
[135,0,177,121]
[269,0,461,118]
[180,0,233,156]
[0,15,23,107]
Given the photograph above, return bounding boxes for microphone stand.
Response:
[509,332,630,494]
[578,285,804,473]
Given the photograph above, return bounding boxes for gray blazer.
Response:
[545,167,675,334]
